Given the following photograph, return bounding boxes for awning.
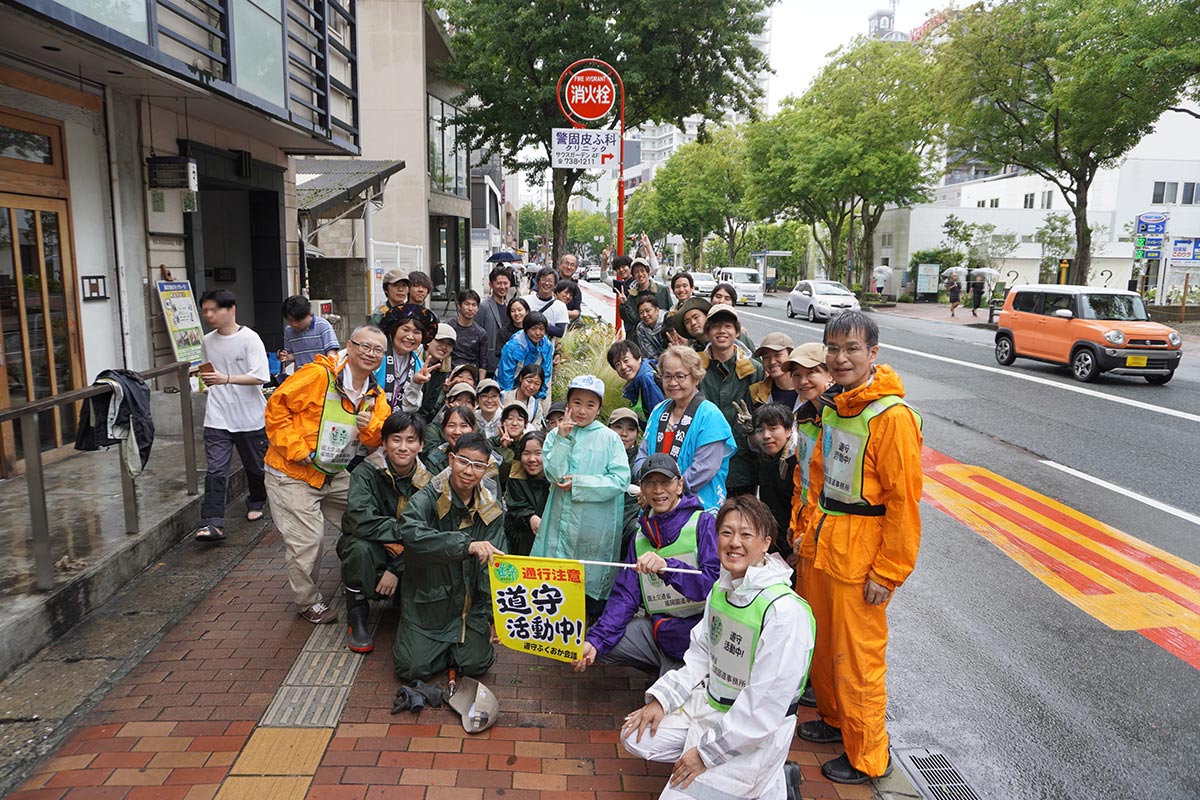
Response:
[296,159,406,219]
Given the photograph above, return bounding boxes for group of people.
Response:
[193,255,923,798]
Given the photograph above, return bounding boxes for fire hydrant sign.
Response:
[551,128,621,170]
[563,68,616,120]
[490,555,587,664]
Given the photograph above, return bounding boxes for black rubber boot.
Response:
[345,594,373,653]
[784,761,803,800]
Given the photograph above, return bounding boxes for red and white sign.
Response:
[563,68,616,121]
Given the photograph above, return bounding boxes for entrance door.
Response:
[0,195,84,476]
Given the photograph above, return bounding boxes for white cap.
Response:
[566,374,606,402]
[435,323,457,342]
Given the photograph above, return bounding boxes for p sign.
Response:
[563,68,616,121]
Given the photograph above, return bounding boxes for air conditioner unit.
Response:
[147,156,198,191]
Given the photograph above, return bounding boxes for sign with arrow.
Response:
[550,127,621,170]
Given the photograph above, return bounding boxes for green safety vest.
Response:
[312,369,369,475]
[706,583,813,712]
[635,510,705,618]
[819,396,921,514]
[794,419,820,504]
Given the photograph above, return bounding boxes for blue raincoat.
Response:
[532,420,631,600]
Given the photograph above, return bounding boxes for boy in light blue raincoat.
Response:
[531,374,631,617]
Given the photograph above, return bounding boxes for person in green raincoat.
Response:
[393,432,506,682]
[531,375,631,618]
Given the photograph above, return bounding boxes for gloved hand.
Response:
[732,400,753,435]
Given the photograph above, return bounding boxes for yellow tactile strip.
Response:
[230,727,333,776]
[214,775,313,800]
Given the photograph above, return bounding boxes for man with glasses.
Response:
[558,254,582,323]
[264,324,392,625]
[392,433,506,682]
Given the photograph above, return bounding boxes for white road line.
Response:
[1039,460,1200,528]
[735,308,1200,425]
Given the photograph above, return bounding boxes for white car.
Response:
[585,264,601,281]
[787,280,861,322]
[713,267,763,306]
[691,271,717,295]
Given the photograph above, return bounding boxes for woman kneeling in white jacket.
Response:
[622,495,814,800]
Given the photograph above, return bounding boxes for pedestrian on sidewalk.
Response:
[280,295,339,372]
[572,453,719,678]
[532,375,631,620]
[524,267,569,339]
[407,270,433,307]
[609,407,643,556]
[337,412,432,653]
[750,403,797,560]
[501,363,547,430]
[749,333,798,410]
[393,432,505,682]
[970,278,984,317]
[795,311,922,785]
[477,266,515,377]
[195,289,271,542]
[635,294,669,360]
[621,495,812,800]
[263,324,391,625]
[946,278,962,317]
[496,312,553,399]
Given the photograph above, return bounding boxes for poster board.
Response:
[155,281,204,366]
[916,264,941,295]
[490,555,587,664]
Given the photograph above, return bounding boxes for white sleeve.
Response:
[243,330,271,383]
[694,598,812,768]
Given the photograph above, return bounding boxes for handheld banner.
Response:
[490,556,587,664]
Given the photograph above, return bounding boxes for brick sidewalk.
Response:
[7,525,875,800]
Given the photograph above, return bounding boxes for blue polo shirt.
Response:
[282,315,340,367]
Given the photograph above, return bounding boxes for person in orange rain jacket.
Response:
[264,326,391,626]
[793,312,923,786]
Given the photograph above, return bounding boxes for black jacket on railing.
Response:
[75,369,155,475]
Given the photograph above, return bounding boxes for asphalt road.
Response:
[733,295,1200,800]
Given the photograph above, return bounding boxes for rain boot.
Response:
[345,593,373,653]
[784,761,803,800]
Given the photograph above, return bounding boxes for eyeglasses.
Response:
[349,339,385,356]
[451,454,489,472]
[660,372,693,385]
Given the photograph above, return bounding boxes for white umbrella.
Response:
[873,265,893,280]
[941,267,967,277]
[970,268,1001,279]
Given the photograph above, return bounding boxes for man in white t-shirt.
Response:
[524,266,569,338]
[196,289,271,542]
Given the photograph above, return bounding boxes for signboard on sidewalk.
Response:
[550,128,621,170]
[490,555,586,664]
[916,263,940,295]
[155,280,203,366]
[1170,238,1200,266]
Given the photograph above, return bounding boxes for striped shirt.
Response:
[282,316,340,367]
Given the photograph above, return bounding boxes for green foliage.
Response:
[936,0,1194,284]
[518,204,548,252]
[625,186,667,249]
[746,221,809,283]
[566,211,612,259]
[907,248,962,292]
[897,294,914,303]
[940,215,1018,273]
[435,0,771,267]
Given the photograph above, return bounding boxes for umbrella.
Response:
[941,267,967,277]
[873,265,893,280]
[970,268,1001,279]
[485,251,521,263]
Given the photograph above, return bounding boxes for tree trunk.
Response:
[1070,181,1092,285]
[859,203,884,289]
[551,168,582,267]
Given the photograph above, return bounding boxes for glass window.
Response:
[989,198,999,207]
[56,0,148,42]
[1042,190,1053,208]
[1079,293,1147,321]
[1041,293,1073,316]
[442,117,456,195]
[1184,183,1195,205]
[0,126,52,164]
[1023,193,1034,208]
[1152,181,1165,203]
[1165,182,1178,204]
[232,0,285,107]
[1012,291,1040,313]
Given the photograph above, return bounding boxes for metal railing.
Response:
[0,363,199,592]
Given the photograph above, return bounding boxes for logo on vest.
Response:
[709,615,722,646]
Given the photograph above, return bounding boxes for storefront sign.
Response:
[490,555,587,664]
[550,128,621,170]
[155,281,204,366]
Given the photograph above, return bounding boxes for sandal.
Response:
[194,525,225,542]
[246,509,264,522]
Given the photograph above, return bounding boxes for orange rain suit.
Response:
[794,364,923,777]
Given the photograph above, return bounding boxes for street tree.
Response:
[565,210,611,259]
[1034,213,1074,282]
[624,184,668,251]
[436,0,771,267]
[937,0,1193,284]
[518,204,548,254]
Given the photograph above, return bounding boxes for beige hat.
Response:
[753,332,795,358]
[448,677,499,734]
[381,268,410,287]
[476,378,501,395]
[704,303,740,330]
[788,342,828,369]
[608,407,640,428]
[446,382,477,399]
[435,323,457,342]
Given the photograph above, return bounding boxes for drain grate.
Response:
[895,748,980,800]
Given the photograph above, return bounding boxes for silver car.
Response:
[787,280,861,322]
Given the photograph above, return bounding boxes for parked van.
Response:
[995,285,1183,383]
[713,267,763,307]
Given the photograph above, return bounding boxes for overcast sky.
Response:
[766,0,926,111]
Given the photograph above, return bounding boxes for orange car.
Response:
[995,285,1183,384]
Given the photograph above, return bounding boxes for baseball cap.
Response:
[754,332,795,359]
[434,323,457,343]
[788,342,828,369]
[450,363,479,383]
[546,401,567,419]
[608,407,640,428]
[638,452,682,481]
[448,677,499,734]
[446,383,477,399]
[501,400,530,420]
[705,304,740,329]
[566,374,605,402]
[381,268,410,287]
[476,378,501,395]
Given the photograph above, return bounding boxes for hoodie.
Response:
[497,330,554,398]
[805,365,923,588]
[586,495,720,661]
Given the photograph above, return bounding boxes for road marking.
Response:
[736,308,1200,424]
[1038,460,1200,528]
[922,447,1200,669]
